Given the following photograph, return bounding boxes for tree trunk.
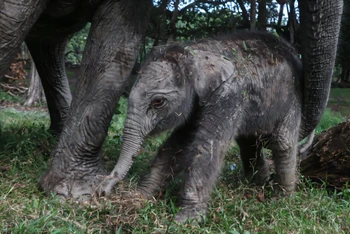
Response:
[300,122,350,190]
[237,0,250,28]
[288,0,295,44]
[250,0,257,30]
[277,3,285,27]
[168,0,180,43]
[24,60,45,106]
[257,0,267,31]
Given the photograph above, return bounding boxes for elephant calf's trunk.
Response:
[110,128,144,181]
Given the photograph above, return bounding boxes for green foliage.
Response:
[61,2,283,64]
[65,24,91,64]
[175,8,242,41]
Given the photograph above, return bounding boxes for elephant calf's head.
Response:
[127,57,194,137]
[113,45,236,180]
[110,56,194,180]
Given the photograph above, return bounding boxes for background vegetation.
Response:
[2,0,350,97]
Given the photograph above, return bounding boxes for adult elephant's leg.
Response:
[0,0,48,77]
[39,0,153,198]
[26,37,72,135]
[137,124,195,199]
[235,137,269,184]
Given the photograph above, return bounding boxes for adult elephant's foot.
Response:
[39,164,108,200]
[174,205,207,224]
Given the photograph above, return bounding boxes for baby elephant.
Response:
[102,32,305,222]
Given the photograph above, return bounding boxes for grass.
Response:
[0,91,21,103]
[0,92,349,233]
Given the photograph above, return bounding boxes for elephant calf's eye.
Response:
[151,97,166,109]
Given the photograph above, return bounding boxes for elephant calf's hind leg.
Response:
[271,126,299,194]
[236,136,270,185]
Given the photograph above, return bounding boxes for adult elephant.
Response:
[0,0,153,197]
[0,0,343,199]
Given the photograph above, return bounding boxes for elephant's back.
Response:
[189,32,301,70]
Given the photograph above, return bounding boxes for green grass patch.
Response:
[0,90,21,103]
[328,88,350,117]
[0,97,349,233]
[315,108,346,134]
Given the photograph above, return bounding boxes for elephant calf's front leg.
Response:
[138,124,195,198]
[175,115,234,223]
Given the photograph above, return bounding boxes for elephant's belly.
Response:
[26,1,99,40]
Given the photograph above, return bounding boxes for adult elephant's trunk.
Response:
[110,111,145,181]
[299,0,343,138]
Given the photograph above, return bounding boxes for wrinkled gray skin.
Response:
[0,0,342,202]
[101,32,303,222]
[0,0,152,197]
[101,0,344,220]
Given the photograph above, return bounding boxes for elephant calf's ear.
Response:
[185,50,237,105]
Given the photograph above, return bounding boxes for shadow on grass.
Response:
[0,120,54,160]
[0,110,55,194]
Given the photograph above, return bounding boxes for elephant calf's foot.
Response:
[270,174,296,197]
[272,183,296,197]
[174,205,208,223]
[39,168,108,200]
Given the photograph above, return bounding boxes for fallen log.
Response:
[299,121,350,190]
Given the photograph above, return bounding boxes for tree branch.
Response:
[237,0,250,28]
